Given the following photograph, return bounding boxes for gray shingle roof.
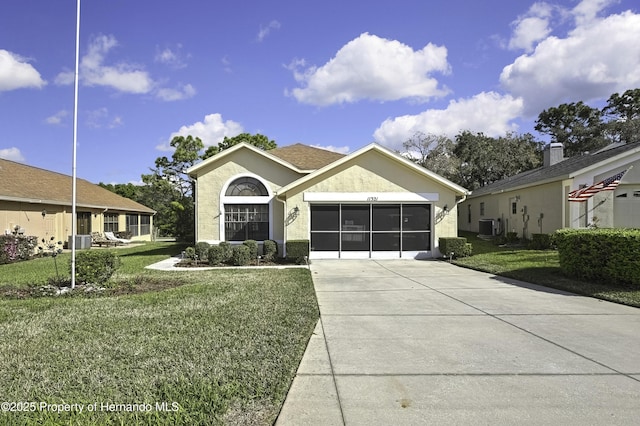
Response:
[469,142,640,197]
[0,158,155,213]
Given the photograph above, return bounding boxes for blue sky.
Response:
[1,0,639,184]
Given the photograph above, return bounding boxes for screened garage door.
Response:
[310,204,431,258]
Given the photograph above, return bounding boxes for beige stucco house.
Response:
[458,142,640,238]
[0,158,155,247]
[187,142,469,259]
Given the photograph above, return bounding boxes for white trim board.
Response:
[303,192,440,203]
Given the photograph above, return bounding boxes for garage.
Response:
[614,186,640,228]
[310,203,431,259]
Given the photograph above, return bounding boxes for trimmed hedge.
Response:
[555,229,640,288]
[286,240,309,264]
[243,240,259,259]
[218,242,232,262]
[263,240,278,261]
[207,245,227,265]
[439,237,472,258]
[73,250,120,286]
[231,245,251,266]
[194,241,211,260]
[529,233,553,250]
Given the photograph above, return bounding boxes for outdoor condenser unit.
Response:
[478,219,495,236]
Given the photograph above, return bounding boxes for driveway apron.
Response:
[276,259,640,425]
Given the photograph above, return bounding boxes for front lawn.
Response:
[0,244,319,425]
[455,231,640,308]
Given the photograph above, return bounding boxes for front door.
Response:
[77,212,91,235]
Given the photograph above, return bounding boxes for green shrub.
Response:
[231,245,251,266]
[184,247,197,260]
[529,233,553,250]
[506,232,519,243]
[73,250,120,286]
[243,240,258,259]
[207,245,226,265]
[555,228,640,288]
[439,237,472,258]
[286,240,309,264]
[263,240,278,261]
[194,241,211,260]
[219,242,232,262]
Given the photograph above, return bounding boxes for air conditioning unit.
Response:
[68,235,92,250]
[478,219,495,236]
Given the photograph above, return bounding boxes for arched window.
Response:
[222,176,271,241]
[225,177,268,196]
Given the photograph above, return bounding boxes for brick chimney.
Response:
[543,143,564,167]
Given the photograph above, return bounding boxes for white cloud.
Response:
[0,50,46,91]
[86,107,123,129]
[257,20,281,42]
[310,144,350,154]
[221,55,232,73]
[0,147,26,162]
[159,113,244,151]
[508,2,554,52]
[500,9,640,116]
[155,44,189,69]
[572,0,617,26]
[55,34,154,94]
[45,110,69,125]
[156,83,196,101]
[287,33,450,106]
[373,92,524,150]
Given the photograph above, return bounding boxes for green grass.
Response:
[0,242,190,289]
[455,231,640,307]
[0,244,319,425]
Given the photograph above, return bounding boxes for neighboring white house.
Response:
[458,142,640,239]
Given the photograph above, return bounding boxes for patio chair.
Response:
[91,232,119,247]
[104,231,131,244]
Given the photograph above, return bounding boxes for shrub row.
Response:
[185,240,280,267]
[439,237,472,259]
[555,228,640,288]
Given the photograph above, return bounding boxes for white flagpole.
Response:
[71,0,81,289]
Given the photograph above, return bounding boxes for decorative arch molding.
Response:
[219,173,273,241]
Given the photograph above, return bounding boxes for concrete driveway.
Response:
[276,259,640,425]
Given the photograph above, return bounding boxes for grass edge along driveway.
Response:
[454,231,640,308]
[0,247,319,425]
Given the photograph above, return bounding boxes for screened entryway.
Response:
[310,204,431,258]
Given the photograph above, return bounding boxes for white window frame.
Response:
[219,173,273,241]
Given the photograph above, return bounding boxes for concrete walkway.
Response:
[275,259,640,425]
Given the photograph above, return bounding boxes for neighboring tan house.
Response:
[458,142,640,239]
[0,158,155,247]
[187,142,470,259]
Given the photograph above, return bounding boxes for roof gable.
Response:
[187,142,307,176]
[277,143,470,196]
[0,159,155,213]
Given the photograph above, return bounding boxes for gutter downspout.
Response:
[274,193,287,258]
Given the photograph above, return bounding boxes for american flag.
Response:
[568,169,628,202]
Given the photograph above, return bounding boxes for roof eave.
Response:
[0,195,155,213]
[278,143,471,196]
[187,143,306,176]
